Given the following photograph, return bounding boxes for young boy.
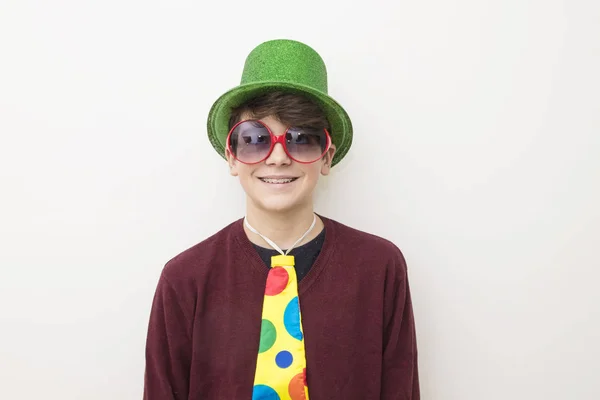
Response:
[143,39,420,400]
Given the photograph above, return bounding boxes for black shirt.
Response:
[252,227,326,282]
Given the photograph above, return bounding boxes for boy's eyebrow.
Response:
[238,123,264,135]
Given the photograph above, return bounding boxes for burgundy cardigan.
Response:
[144,216,420,399]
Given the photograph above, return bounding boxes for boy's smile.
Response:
[256,174,300,193]
[257,176,299,185]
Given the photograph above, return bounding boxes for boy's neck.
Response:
[243,203,324,251]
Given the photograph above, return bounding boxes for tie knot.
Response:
[271,254,295,267]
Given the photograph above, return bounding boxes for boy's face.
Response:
[226,114,336,214]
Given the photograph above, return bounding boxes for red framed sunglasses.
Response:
[226,119,332,164]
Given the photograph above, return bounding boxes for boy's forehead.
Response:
[240,111,281,124]
[239,111,256,120]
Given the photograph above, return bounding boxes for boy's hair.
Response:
[228,91,330,130]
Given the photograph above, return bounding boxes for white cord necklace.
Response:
[244,214,317,255]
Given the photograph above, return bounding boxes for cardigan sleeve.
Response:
[381,248,420,399]
[143,271,194,400]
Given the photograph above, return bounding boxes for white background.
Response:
[1,0,599,399]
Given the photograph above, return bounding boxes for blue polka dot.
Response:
[283,296,303,341]
[275,350,293,368]
[252,384,280,400]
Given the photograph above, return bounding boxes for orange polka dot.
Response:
[288,372,306,400]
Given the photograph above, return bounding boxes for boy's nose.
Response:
[265,142,291,165]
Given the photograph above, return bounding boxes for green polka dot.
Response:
[259,319,277,353]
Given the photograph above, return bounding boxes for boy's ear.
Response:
[225,149,239,177]
[321,144,336,176]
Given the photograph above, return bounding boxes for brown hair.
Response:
[228,91,330,130]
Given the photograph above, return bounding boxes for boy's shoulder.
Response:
[160,218,243,281]
[323,215,407,266]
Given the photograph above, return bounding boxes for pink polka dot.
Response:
[265,267,289,296]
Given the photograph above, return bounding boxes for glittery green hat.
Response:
[207,39,353,167]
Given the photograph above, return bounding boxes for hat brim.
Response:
[207,81,352,167]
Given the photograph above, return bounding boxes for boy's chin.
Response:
[250,196,306,215]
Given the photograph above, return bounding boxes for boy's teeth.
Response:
[261,178,295,184]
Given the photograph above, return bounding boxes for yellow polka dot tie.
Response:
[244,216,315,400]
[252,255,309,400]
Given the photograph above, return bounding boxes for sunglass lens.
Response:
[229,121,272,163]
[285,127,328,162]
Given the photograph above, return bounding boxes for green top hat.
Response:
[206,39,353,167]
